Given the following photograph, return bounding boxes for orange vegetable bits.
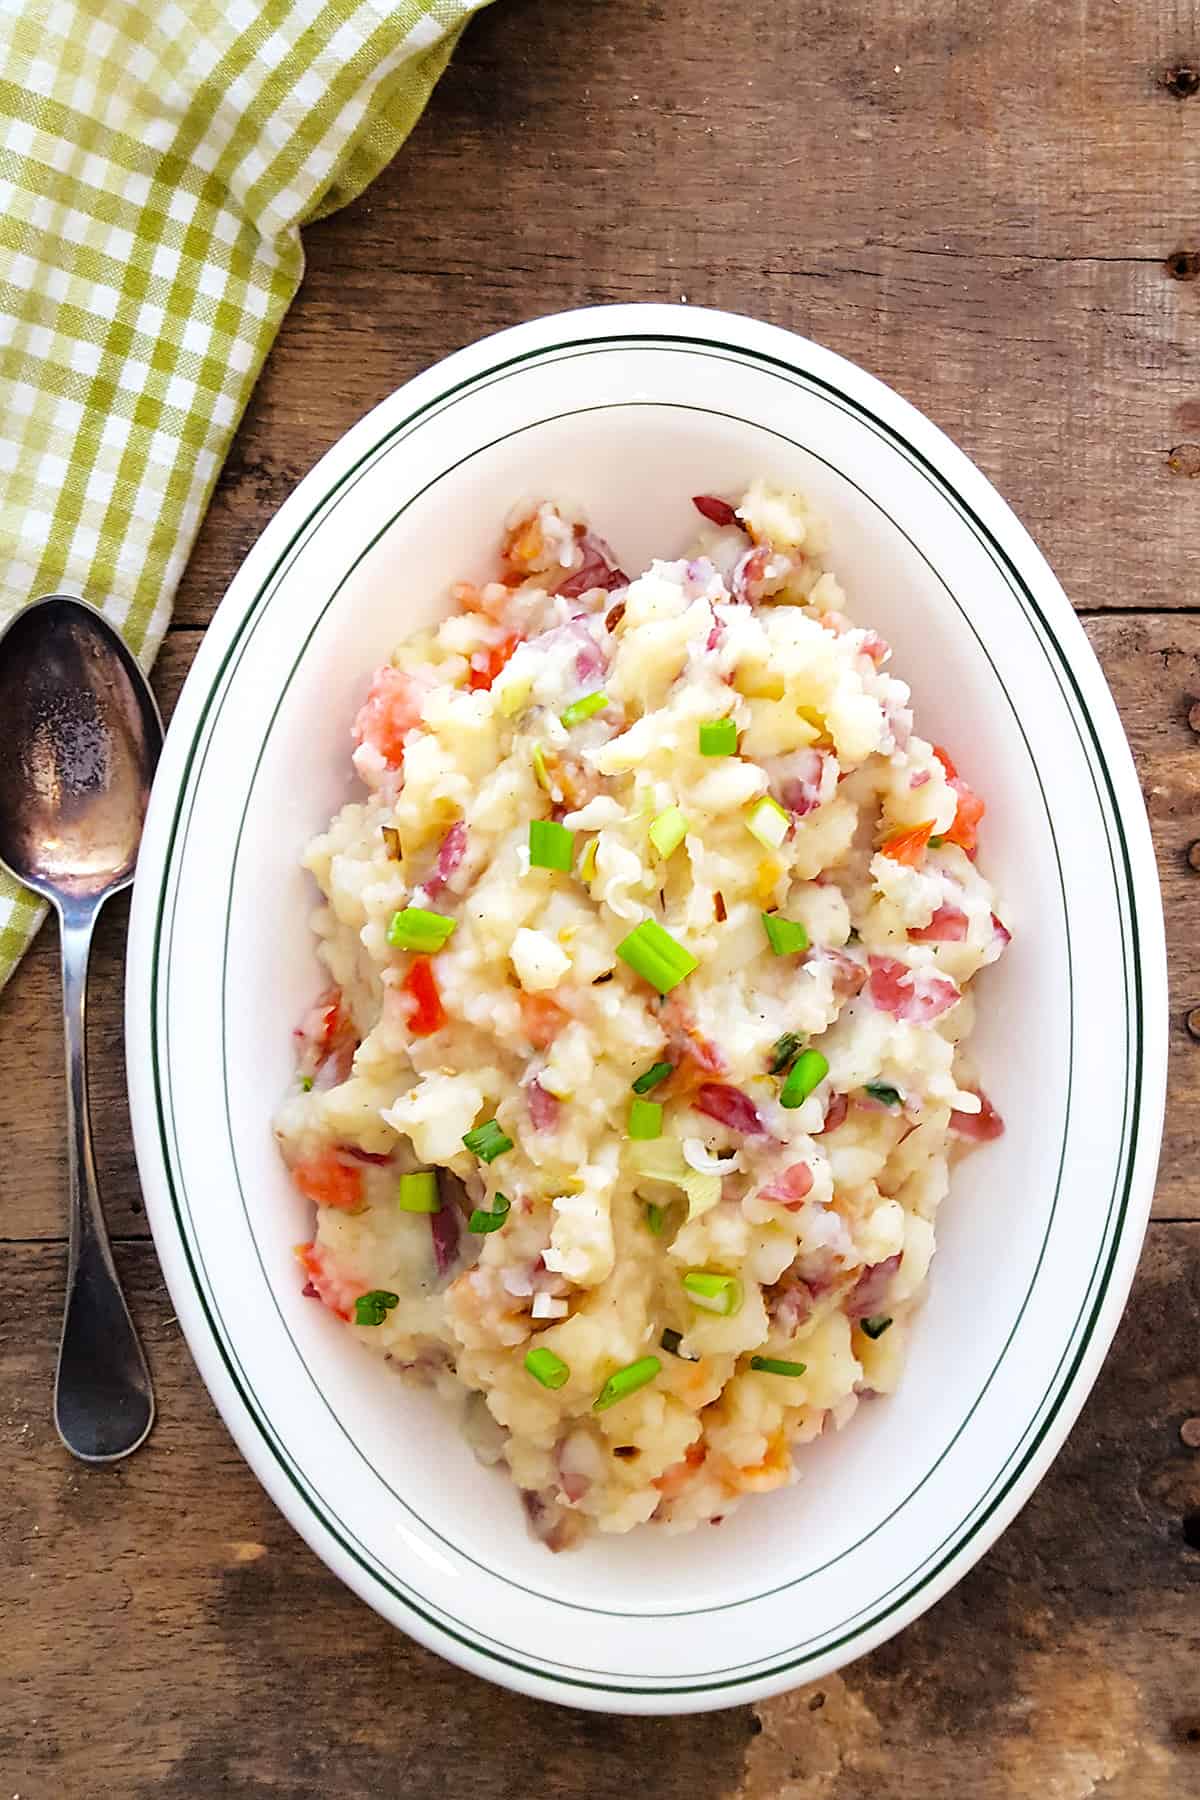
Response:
[518,990,569,1049]
[467,631,523,692]
[295,1242,354,1320]
[291,1152,363,1213]
[933,745,986,858]
[351,666,428,768]
[878,819,935,867]
[400,956,446,1036]
[943,784,985,856]
[717,1428,793,1496]
[502,509,547,573]
[652,1438,708,1500]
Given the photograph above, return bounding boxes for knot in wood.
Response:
[1168,444,1200,477]
[1161,63,1200,99]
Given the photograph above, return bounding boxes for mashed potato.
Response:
[274,483,1010,1549]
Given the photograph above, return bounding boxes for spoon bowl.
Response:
[0,595,160,906]
[0,593,160,1462]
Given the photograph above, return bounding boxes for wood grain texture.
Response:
[3,616,1195,1240]
[7,0,1200,1792]
[1,1227,1197,1798]
[171,0,1200,633]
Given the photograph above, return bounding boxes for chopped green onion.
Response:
[860,1315,893,1340]
[300,1075,314,1092]
[683,1271,743,1315]
[648,805,688,858]
[864,1082,903,1108]
[698,717,737,756]
[928,835,946,848]
[387,906,457,952]
[744,794,790,850]
[749,1355,808,1377]
[762,912,809,956]
[561,690,608,728]
[628,1098,663,1140]
[768,1032,803,1076]
[529,818,575,872]
[463,1119,513,1163]
[397,1171,440,1213]
[616,919,698,994]
[532,744,553,792]
[525,1346,570,1389]
[381,825,401,859]
[644,1201,666,1235]
[468,1194,511,1234]
[593,1355,662,1412]
[354,1289,399,1327]
[632,1060,674,1094]
[780,1047,829,1108]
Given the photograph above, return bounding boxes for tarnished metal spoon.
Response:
[0,595,160,1462]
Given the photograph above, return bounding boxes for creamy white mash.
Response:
[275,483,1009,1548]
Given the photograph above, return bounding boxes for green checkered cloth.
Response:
[0,0,492,987]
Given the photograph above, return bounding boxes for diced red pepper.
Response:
[878,820,935,868]
[352,666,428,767]
[932,746,986,858]
[401,956,446,1036]
[291,1153,363,1213]
[468,632,523,691]
[295,1242,354,1320]
[943,783,985,857]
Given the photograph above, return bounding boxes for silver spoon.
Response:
[0,594,160,1462]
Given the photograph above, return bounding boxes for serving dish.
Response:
[126,302,1167,1713]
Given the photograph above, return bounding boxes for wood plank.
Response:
[171,0,1200,633]
[1,1225,1195,1797]
[1,616,1196,1242]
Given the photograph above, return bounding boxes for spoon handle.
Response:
[54,906,155,1462]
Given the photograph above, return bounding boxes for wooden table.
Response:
[4,2,1199,1793]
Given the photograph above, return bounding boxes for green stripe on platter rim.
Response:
[145,331,1142,1696]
